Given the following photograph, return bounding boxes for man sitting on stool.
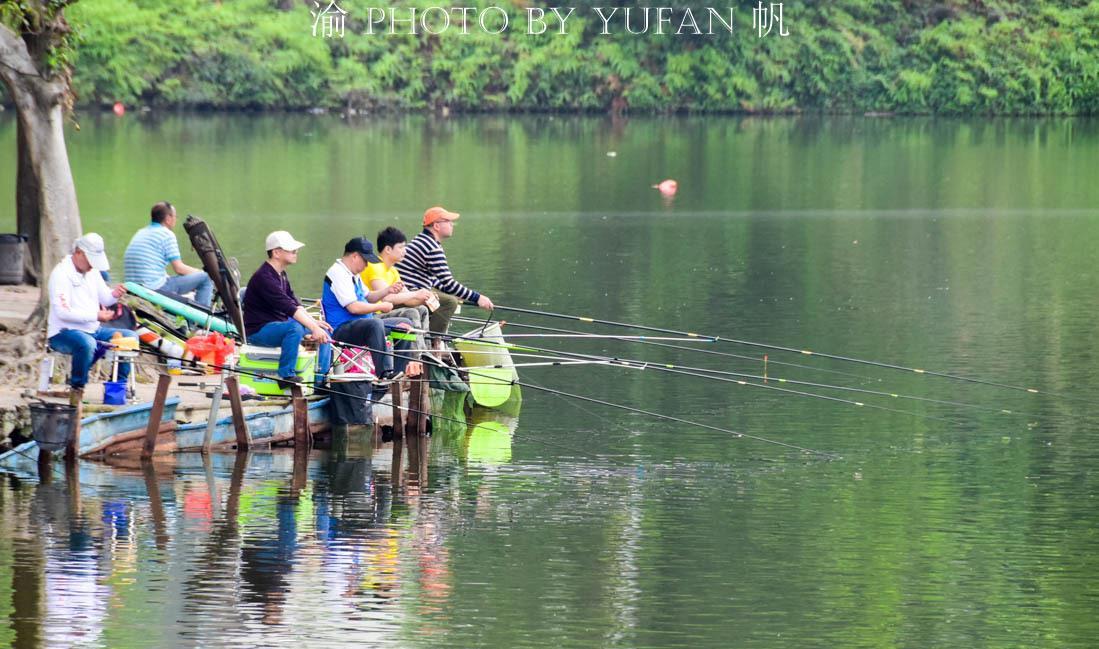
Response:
[243,231,331,389]
[322,237,414,381]
[47,234,135,393]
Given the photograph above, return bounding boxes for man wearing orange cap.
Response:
[395,206,494,335]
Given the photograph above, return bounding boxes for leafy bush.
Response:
[61,0,1099,114]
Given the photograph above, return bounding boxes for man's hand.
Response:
[396,322,412,332]
[308,326,330,344]
[111,284,127,299]
[414,289,433,301]
[97,307,115,322]
[389,281,405,294]
[477,295,495,310]
[317,320,333,332]
[377,302,394,314]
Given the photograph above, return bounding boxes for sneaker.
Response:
[276,374,304,390]
[373,369,404,387]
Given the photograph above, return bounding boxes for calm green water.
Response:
[2,114,1099,648]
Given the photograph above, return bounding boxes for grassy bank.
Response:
[55,0,1099,115]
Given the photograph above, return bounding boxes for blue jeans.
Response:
[49,327,136,389]
[248,319,306,378]
[161,272,214,307]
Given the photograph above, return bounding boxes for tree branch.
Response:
[0,22,44,81]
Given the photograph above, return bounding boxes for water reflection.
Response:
[0,411,477,648]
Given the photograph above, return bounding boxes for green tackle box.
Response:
[236,344,316,396]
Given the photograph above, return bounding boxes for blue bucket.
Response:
[104,381,127,405]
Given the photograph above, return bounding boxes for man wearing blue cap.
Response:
[322,237,414,381]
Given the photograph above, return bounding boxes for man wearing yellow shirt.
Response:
[362,227,433,349]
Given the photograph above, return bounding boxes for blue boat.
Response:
[0,396,331,468]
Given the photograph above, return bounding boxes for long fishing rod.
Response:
[433,331,1016,423]
[492,347,1036,420]
[327,339,836,458]
[452,316,880,384]
[490,305,1048,395]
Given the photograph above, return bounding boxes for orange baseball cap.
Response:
[423,206,460,226]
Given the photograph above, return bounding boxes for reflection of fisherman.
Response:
[239,487,299,626]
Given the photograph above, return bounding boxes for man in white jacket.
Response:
[47,233,134,390]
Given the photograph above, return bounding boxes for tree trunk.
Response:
[1,23,83,327]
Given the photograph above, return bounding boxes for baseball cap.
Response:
[343,237,381,263]
[74,233,110,272]
[423,206,460,227]
[265,231,305,252]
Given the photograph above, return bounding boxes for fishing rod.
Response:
[490,305,1049,396]
[327,339,836,458]
[432,331,1018,423]
[493,347,1036,420]
[451,316,881,384]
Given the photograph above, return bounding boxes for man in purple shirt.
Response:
[243,231,331,387]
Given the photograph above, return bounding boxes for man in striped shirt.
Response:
[395,206,494,335]
[124,201,214,307]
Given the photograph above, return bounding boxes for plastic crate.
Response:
[237,344,316,396]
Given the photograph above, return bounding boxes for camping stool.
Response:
[328,345,375,382]
[106,349,140,398]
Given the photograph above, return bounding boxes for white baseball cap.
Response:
[74,233,110,272]
[265,231,305,252]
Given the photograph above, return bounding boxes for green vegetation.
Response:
[61,0,1099,114]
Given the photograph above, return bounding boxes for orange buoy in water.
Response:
[653,179,678,196]
[112,102,125,116]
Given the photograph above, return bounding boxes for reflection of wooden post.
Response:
[141,460,170,551]
[226,375,250,450]
[202,371,227,454]
[66,458,81,518]
[292,444,309,495]
[202,452,221,519]
[36,450,52,484]
[389,380,405,489]
[225,451,248,532]
[65,388,84,463]
[141,374,173,460]
[291,384,309,447]
[407,377,423,437]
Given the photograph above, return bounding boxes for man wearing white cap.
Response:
[242,231,331,388]
[47,233,135,390]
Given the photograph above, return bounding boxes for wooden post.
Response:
[290,384,309,448]
[141,373,173,460]
[65,387,84,463]
[225,375,250,450]
[419,375,431,436]
[389,381,403,442]
[202,371,227,453]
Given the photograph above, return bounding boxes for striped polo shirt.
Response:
[124,222,181,290]
[394,229,480,303]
